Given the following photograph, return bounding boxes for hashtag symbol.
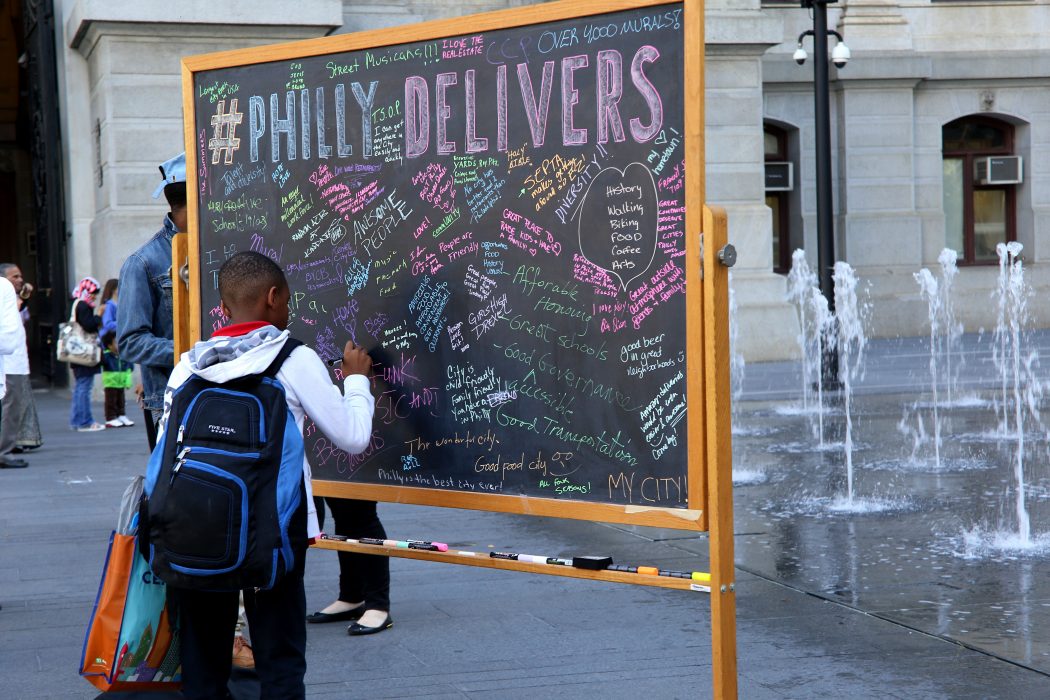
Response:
[209,99,243,165]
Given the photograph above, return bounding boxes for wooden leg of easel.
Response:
[704,205,737,699]
[710,528,738,699]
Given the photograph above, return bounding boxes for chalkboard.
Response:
[183,0,708,530]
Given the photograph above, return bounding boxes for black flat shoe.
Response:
[0,457,28,469]
[306,607,365,624]
[347,615,392,636]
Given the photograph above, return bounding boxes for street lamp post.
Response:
[793,0,849,387]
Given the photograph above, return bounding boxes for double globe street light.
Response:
[793,29,851,69]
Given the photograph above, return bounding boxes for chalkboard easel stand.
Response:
[175,0,737,696]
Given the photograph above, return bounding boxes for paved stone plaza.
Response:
[3,354,1050,697]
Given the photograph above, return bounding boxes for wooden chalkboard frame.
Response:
[180,0,712,531]
[179,2,736,695]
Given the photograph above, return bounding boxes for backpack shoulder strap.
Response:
[261,337,304,379]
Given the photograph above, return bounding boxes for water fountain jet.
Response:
[914,268,943,468]
[833,261,866,502]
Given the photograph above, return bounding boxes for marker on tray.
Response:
[406,539,449,551]
[356,537,449,552]
[407,542,446,552]
[489,551,519,560]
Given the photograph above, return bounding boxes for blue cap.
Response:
[152,152,187,199]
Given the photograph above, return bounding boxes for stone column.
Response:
[707,3,799,361]
[839,0,912,52]
[59,0,344,284]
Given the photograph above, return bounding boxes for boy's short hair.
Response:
[218,251,287,309]
[101,329,116,347]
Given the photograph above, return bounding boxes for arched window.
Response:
[765,124,792,273]
[942,116,1016,264]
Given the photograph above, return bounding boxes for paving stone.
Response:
[3,389,1050,698]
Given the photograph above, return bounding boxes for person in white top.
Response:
[0,264,42,463]
[0,275,27,468]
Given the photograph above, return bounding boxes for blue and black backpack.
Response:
[140,338,306,591]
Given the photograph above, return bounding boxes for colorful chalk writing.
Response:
[192,3,690,509]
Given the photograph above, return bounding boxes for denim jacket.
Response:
[117,215,176,411]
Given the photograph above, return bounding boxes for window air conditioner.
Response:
[975,156,1022,185]
[765,162,794,191]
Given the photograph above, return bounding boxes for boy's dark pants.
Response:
[173,552,307,699]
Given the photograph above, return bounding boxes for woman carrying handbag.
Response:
[67,277,105,432]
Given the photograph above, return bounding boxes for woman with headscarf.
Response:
[69,277,105,432]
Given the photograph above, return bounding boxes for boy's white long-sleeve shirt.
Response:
[161,326,375,538]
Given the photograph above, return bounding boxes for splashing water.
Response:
[993,242,1032,544]
[956,527,1050,560]
[914,268,942,468]
[728,272,746,432]
[993,242,1025,434]
[786,250,833,444]
[811,289,833,447]
[786,250,818,416]
[833,262,867,503]
[938,249,963,404]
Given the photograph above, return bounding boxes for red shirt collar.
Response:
[212,321,271,338]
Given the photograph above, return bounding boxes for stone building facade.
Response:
[761,1,1050,355]
[39,0,1050,366]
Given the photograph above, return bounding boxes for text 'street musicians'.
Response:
[193,4,689,510]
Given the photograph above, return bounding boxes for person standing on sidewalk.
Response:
[308,498,392,635]
[68,277,105,433]
[117,153,182,450]
[0,263,42,460]
[98,278,119,340]
[100,330,134,428]
[0,274,27,467]
[98,280,134,428]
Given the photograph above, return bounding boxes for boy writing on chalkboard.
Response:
[158,251,374,699]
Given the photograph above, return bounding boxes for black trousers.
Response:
[173,553,307,700]
[104,388,126,421]
[317,497,391,610]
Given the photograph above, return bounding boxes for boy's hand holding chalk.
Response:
[340,339,372,376]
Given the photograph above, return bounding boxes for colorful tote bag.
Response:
[80,531,181,691]
[80,476,181,692]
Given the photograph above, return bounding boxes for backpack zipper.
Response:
[170,447,191,485]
